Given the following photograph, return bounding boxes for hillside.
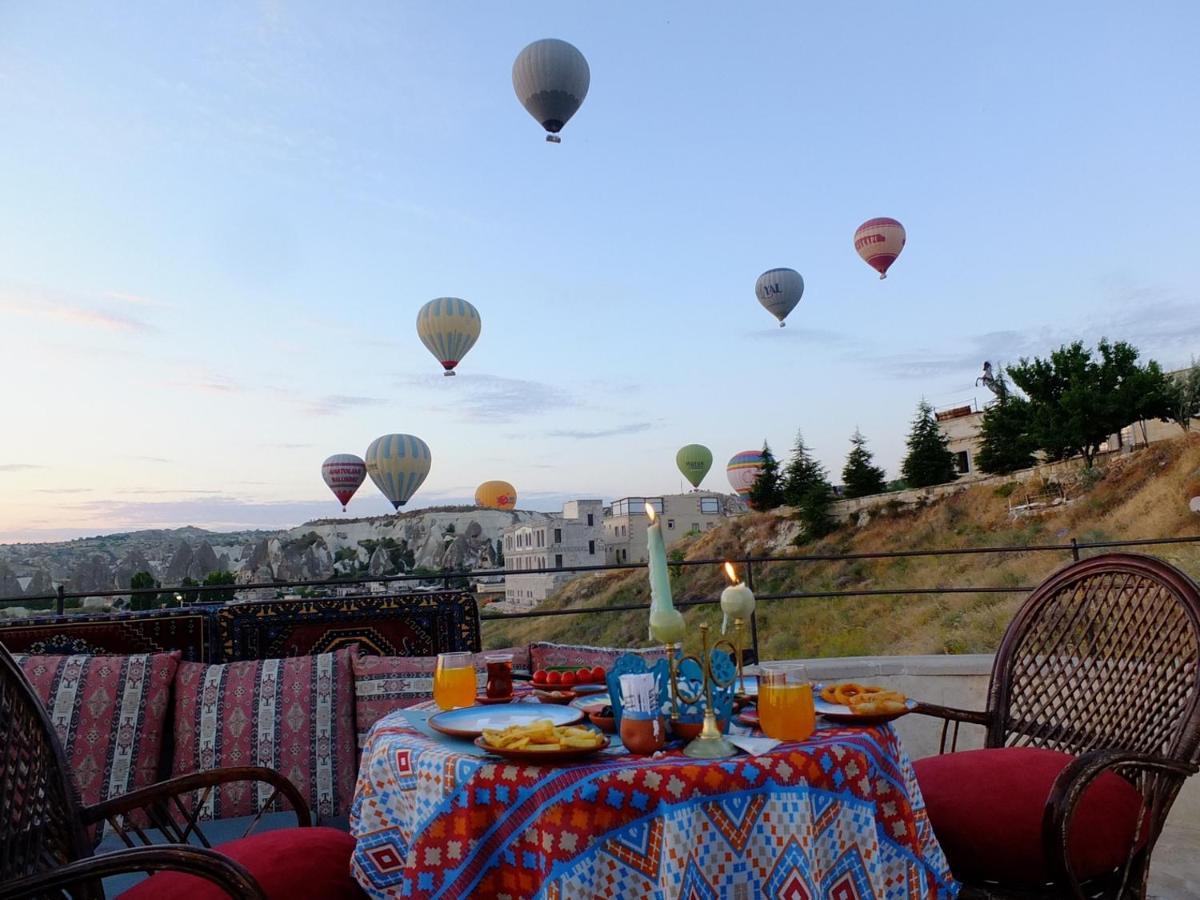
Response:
[483,435,1200,659]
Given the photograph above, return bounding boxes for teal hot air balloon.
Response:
[365,434,432,510]
[676,444,713,489]
[512,39,590,143]
[417,297,481,376]
[755,268,804,327]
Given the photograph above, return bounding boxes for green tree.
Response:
[781,431,835,539]
[975,371,1039,475]
[841,428,887,499]
[1163,359,1200,433]
[201,570,237,603]
[901,400,958,487]
[747,442,784,511]
[128,570,159,611]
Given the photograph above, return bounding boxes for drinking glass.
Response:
[757,664,815,742]
[484,653,514,699]
[434,652,476,710]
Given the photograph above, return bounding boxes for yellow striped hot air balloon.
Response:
[416,297,481,376]
[475,480,517,510]
[365,434,432,510]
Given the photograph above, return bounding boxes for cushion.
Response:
[529,641,667,672]
[914,747,1146,886]
[172,647,357,820]
[15,652,180,813]
[352,646,530,746]
[118,826,364,899]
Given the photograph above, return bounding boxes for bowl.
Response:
[534,689,578,705]
[587,711,616,733]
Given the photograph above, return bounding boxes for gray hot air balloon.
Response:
[512,39,590,143]
[755,268,805,327]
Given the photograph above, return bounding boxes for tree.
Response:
[841,428,887,499]
[975,371,1038,475]
[747,442,784,511]
[1163,359,1200,433]
[129,570,159,611]
[901,399,958,487]
[781,431,835,538]
[201,570,237,603]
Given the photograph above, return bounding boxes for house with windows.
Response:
[603,493,728,565]
[501,500,605,608]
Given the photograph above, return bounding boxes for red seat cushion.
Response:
[914,747,1145,886]
[118,827,364,899]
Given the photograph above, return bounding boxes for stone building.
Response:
[603,493,727,565]
[502,500,605,608]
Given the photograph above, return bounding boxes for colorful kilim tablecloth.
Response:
[351,704,958,899]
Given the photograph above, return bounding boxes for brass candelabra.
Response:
[667,619,746,758]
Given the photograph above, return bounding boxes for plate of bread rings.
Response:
[815,682,917,723]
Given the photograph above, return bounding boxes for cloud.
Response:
[744,326,857,346]
[396,372,574,423]
[35,488,90,494]
[0,285,156,334]
[184,377,242,394]
[261,442,313,450]
[0,463,44,472]
[303,394,388,416]
[102,290,167,308]
[131,456,173,464]
[546,422,654,440]
[115,489,224,496]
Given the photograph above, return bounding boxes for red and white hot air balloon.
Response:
[853,217,906,279]
[321,453,367,511]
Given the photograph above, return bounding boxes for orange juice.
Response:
[434,663,477,710]
[758,681,815,742]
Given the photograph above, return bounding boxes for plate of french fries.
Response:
[428,703,583,739]
[475,719,610,762]
[814,682,916,723]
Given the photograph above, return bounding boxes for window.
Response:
[700,497,720,514]
[587,513,594,526]
[667,519,675,529]
[691,522,699,531]
[588,540,595,555]
[555,554,563,569]
[955,450,970,474]
[554,528,562,543]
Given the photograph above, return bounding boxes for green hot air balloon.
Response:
[676,444,713,489]
[365,434,432,510]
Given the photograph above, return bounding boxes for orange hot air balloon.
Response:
[854,217,906,279]
[475,480,517,511]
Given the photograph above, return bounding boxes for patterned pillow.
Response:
[529,641,667,672]
[171,647,356,821]
[352,646,530,746]
[15,652,180,813]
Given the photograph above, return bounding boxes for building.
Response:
[501,500,605,607]
[935,405,985,475]
[604,493,727,565]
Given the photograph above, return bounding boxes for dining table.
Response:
[349,694,958,899]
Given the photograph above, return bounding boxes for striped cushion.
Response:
[171,647,356,820]
[15,652,180,820]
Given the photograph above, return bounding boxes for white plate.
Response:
[428,703,583,738]
[570,693,612,712]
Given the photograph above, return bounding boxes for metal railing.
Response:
[5,534,1200,661]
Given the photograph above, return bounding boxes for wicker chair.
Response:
[915,553,1200,899]
[0,641,315,899]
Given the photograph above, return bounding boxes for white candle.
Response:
[719,561,756,634]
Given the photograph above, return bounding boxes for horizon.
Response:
[3,3,1199,542]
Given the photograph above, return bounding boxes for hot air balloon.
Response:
[364,434,432,510]
[512,39,590,143]
[726,450,765,498]
[475,480,517,511]
[321,453,367,511]
[755,268,804,327]
[854,217,906,279]
[416,297,481,376]
[676,444,713,489]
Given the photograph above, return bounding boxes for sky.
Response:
[2,2,1199,543]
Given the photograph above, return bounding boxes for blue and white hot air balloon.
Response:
[755,268,804,327]
[512,39,590,143]
[365,434,432,510]
[416,297,481,376]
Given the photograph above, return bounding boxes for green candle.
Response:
[646,503,685,644]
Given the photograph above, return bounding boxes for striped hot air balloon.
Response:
[475,480,517,511]
[365,434,432,510]
[512,39,590,143]
[755,268,804,327]
[416,297,481,376]
[853,217,906,279]
[676,444,713,489]
[726,450,765,498]
[321,453,367,511]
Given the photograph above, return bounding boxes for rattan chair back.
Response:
[0,643,95,895]
[988,553,1200,761]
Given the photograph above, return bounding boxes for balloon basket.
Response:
[545,134,561,143]
[443,371,456,376]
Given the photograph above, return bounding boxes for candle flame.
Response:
[723,561,739,584]
[645,502,656,522]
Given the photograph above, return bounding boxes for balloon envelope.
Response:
[476,480,517,511]
[755,268,804,327]
[416,297,481,376]
[321,453,366,510]
[726,450,765,498]
[854,217,906,278]
[512,39,590,139]
[365,434,432,510]
[676,444,713,489]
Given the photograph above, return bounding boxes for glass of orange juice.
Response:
[433,652,477,710]
[757,664,815,742]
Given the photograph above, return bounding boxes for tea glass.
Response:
[757,664,815,742]
[433,652,476,710]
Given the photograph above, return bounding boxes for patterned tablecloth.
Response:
[350,702,958,899]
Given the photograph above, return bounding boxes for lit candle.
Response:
[719,561,756,634]
[646,503,686,644]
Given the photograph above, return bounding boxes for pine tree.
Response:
[901,399,959,488]
[781,431,835,539]
[747,442,784,511]
[841,428,887,499]
[976,383,1038,475]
